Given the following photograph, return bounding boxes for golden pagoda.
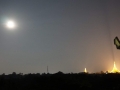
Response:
[84,68,87,73]
[111,61,120,73]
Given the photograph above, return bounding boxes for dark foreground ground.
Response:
[0,72,120,90]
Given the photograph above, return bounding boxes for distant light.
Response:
[84,68,87,73]
[111,61,120,73]
[6,20,15,29]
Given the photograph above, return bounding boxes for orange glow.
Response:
[110,62,120,73]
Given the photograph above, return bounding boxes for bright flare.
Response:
[111,62,120,73]
[6,20,15,29]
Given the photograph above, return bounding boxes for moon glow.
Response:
[6,20,16,29]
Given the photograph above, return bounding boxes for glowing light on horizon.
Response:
[84,68,87,73]
[110,61,120,73]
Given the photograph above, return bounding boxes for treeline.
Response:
[0,71,120,90]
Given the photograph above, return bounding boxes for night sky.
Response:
[0,0,120,74]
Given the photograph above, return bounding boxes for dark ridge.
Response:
[0,72,120,90]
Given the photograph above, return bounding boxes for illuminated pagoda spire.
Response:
[111,61,120,73]
[84,68,87,73]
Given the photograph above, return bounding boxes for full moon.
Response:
[6,20,16,29]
